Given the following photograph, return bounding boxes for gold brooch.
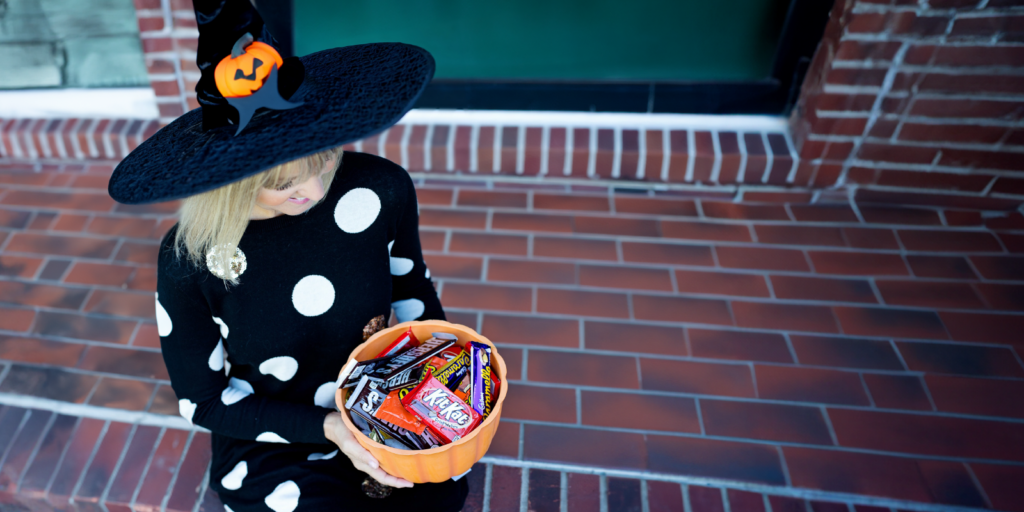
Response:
[206,245,247,280]
[362,314,386,341]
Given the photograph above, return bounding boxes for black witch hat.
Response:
[108,0,434,205]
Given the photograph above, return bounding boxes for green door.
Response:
[294,0,790,82]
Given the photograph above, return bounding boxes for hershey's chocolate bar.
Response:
[377,334,457,390]
[344,375,387,415]
[342,355,396,389]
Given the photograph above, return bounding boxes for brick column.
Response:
[792,0,1024,204]
[133,0,199,126]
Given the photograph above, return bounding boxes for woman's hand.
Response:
[323,412,414,488]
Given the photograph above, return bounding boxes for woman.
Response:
[108,1,467,510]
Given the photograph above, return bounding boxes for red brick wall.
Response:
[129,0,1024,203]
[133,0,199,124]
[792,0,1024,202]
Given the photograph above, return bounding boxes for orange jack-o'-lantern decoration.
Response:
[214,33,284,99]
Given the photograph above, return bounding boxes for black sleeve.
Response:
[389,174,446,323]
[157,248,332,445]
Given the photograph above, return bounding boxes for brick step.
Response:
[0,401,1012,512]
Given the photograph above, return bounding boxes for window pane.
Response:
[0,0,149,89]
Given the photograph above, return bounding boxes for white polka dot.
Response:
[257,432,289,444]
[221,378,254,406]
[313,382,338,409]
[392,298,425,323]
[178,399,196,425]
[224,348,233,376]
[208,340,225,372]
[292,275,335,317]
[307,450,338,461]
[425,267,431,279]
[221,461,247,490]
[155,294,172,337]
[334,188,381,233]
[224,506,234,512]
[265,480,300,512]
[259,356,298,381]
[212,316,230,338]
[388,240,414,276]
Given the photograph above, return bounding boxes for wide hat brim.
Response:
[108,42,434,205]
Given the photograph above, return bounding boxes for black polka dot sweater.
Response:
[156,152,467,511]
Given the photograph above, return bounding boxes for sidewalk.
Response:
[0,115,1022,512]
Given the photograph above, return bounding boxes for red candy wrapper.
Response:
[374,327,420,358]
[375,390,426,435]
[401,372,481,444]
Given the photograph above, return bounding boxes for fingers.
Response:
[338,438,414,488]
[341,437,371,462]
[364,466,414,488]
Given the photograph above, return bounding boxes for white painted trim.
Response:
[563,128,574,177]
[0,88,160,119]
[516,125,526,175]
[0,392,199,431]
[423,124,435,172]
[684,130,696,182]
[736,131,749,184]
[611,127,623,179]
[539,126,551,177]
[492,125,502,173]
[709,130,722,183]
[587,127,597,178]
[660,130,671,182]
[400,123,413,170]
[447,124,457,172]
[470,125,480,172]
[760,132,775,184]
[636,129,647,181]
[401,109,789,131]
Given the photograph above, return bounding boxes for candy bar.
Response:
[398,349,471,399]
[375,390,426,435]
[342,355,394,389]
[437,345,464,362]
[373,326,420,358]
[454,374,471,402]
[402,372,481,444]
[344,375,387,415]
[469,341,494,417]
[375,334,456,391]
[430,349,471,391]
[486,373,501,418]
[351,406,416,449]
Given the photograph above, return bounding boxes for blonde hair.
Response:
[174,146,344,284]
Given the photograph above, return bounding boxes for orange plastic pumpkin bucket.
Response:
[335,320,509,484]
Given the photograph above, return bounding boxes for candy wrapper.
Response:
[374,326,419,358]
[374,333,457,391]
[397,348,471,399]
[402,372,481,444]
[346,375,437,449]
[341,355,393,389]
[454,374,471,401]
[344,375,387,416]
[431,349,471,390]
[469,342,498,418]
[375,390,426,435]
